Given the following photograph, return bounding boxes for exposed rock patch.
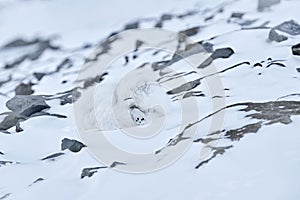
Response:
[274,20,300,35]
[292,43,300,56]
[61,138,86,153]
[81,166,107,179]
[41,152,65,161]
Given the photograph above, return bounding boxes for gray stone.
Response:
[1,95,66,133]
[124,22,139,30]
[161,14,173,21]
[274,20,300,35]
[61,138,86,153]
[268,29,288,42]
[29,178,44,187]
[230,12,244,19]
[15,82,35,95]
[0,193,11,200]
[33,178,44,184]
[6,95,50,117]
[179,27,200,37]
[0,112,22,133]
[41,152,65,161]
[33,72,46,81]
[166,79,201,95]
[211,47,234,60]
[292,43,300,56]
[2,38,60,69]
[258,0,281,11]
[109,161,126,168]
[81,166,107,179]
[0,160,13,166]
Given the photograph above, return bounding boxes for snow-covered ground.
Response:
[0,0,300,199]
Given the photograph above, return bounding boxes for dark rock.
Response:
[230,12,244,19]
[0,151,3,155]
[274,20,300,35]
[41,152,65,161]
[0,160,13,166]
[167,42,210,66]
[177,10,197,19]
[60,90,81,105]
[124,22,139,30]
[198,57,214,68]
[155,14,173,28]
[166,79,201,95]
[0,193,11,200]
[61,138,86,153]
[0,112,21,133]
[33,72,46,81]
[135,40,144,51]
[296,68,300,72]
[48,89,81,106]
[292,43,300,56]
[33,177,44,184]
[81,166,107,179]
[211,47,234,59]
[193,100,300,169]
[204,15,214,21]
[55,58,73,72]
[6,95,50,117]
[183,91,205,99]
[199,47,234,68]
[258,0,281,11]
[1,95,66,133]
[151,61,169,71]
[83,73,108,89]
[15,82,35,95]
[166,134,190,148]
[161,14,173,21]
[4,38,39,48]
[225,122,262,141]
[81,43,93,49]
[29,178,44,187]
[200,42,214,53]
[2,38,60,69]
[254,63,263,67]
[154,21,163,28]
[179,27,200,37]
[241,101,300,125]
[268,29,288,42]
[195,145,233,169]
[110,161,126,168]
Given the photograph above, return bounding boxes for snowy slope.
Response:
[0,0,300,199]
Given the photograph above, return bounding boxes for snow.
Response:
[0,0,300,199]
